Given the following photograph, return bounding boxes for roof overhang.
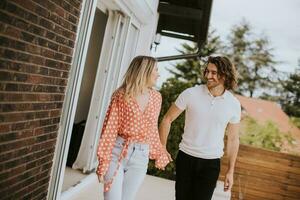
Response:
[156,0,213,61]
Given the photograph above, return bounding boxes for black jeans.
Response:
[175,150,220,200]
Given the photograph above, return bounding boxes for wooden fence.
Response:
[219,144,300,200]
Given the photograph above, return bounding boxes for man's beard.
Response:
[207,81,221,89]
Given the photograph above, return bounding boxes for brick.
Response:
[65,0,81,10]
[1,164,52,197]
[0,71,12,81]
[11,122,32,131]
[45,59,70,71]
[0,124,10,133]
[3,2,37,26]
[0,82,4,90]
[0,110,54,123]
[0,1,6,9]
[4,26,22,38]
[0,92,65,102]
[32,191,48,200]
[23,182,49,200]
[15,176,50,199]
[5,83,21,91]
[68,13,78,24]
[0,136,56,165]
[39,18,55,30]
[58,45,72,55]
[47,42,59,52]
[0,10,15,25]
[0,103,62,112]
[27,23,45,36]
[0,11,74,48]
[0,48,31,62]
[0,59,69,78]
[0,137,56,163]
[0,164,26,181]
[51,0,80,17]
[0,0,82,198]
[30,0,78,30]
[9,0,76,39]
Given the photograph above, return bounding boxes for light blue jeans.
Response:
[103,136,149,200]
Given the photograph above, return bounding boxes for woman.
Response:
[96,56,171,200]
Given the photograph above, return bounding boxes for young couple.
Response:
[96,55,241,200]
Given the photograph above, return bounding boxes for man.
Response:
[159,56,241,200]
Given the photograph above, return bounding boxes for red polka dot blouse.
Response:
[96,89,170,191]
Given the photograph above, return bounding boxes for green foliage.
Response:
[167,22,279,98]
[280,68,300,117]
[290,117,300,129]
[261,66,300,118]
[240,117,295,151]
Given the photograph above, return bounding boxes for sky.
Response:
[151,0,300,87]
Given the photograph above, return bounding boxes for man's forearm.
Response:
[227,137,239,173]
[159,118,171,147]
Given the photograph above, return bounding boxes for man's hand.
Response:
[97,174,104,183]
[164,147,173,162]
[224,171,234,192]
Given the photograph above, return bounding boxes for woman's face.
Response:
[148,64,159,87]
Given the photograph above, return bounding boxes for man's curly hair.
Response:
[204,56,238,90]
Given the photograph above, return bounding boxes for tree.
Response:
[167,22,279,97]
[279,67,300,117]
[226,21,278,97]
[240,117,295,152]
[168,30,223,86]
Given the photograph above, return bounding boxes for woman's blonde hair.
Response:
[120,55,157,99]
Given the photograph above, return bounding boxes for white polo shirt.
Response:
[175,84,241,159]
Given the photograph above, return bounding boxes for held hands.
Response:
[164,147,173,163]
[224,171,234,192]
[97,174,104,183]
[155,147,173,170]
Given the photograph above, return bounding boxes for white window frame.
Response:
[47,0,98,199]
[79,10,130,173]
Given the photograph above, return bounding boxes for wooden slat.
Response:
[219,145,300,199]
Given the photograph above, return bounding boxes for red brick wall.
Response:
[0,0,82,199]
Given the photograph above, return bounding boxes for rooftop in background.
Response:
[236,95,300,153]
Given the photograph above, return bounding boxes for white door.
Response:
[72,11,130,173]
[117,22,140,85]
[91,18,141,169]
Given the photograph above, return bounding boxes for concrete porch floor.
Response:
[61,167,230,200]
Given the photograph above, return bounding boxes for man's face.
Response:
[204,63,225,89]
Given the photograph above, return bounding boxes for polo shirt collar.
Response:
[203,84,228,99]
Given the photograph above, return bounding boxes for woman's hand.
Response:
[155,148,173,170]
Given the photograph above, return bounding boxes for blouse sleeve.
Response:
[96,93,120,176]
[149,93,170,169]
